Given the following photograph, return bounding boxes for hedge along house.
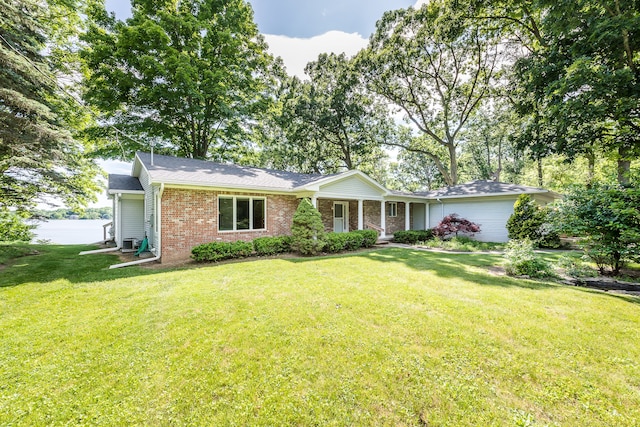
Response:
[103,152,559,264]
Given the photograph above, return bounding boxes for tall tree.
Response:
[454,0,640,185]
[81,0,272,160]
[358,1,498,186]
[258,53,394,177]
[0,0,100,213]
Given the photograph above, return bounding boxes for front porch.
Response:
[313,198,428,238]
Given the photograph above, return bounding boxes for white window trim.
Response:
[218,195,267,232]
[389,202,398,217]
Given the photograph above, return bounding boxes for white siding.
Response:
[428,198,517,242]
[137,168,155,247]
[318,176,383,199]
[120,197,145,241]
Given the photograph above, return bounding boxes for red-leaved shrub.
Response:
[433,214,481,238]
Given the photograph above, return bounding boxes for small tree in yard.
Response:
[554,184,640,275]
[507,194,560,248]
[291,198,325,255]
[433,214,480,239]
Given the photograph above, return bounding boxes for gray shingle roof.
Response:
[108,174,144,192]
[415,180,552,198]
[136,152,331,190]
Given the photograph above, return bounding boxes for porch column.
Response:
[311,196,317,208]
[425,203,430,230]
[405,201,411,231]
[380,200,386,238]
[358,199,363,230]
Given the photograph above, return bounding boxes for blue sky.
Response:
[104,0,423,78]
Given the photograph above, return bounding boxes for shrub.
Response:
[352,229,378,247]
[503,239,554,278]
[555,254,598,278]
[323,231,370,253]
[253,235,292,256]
[291,198,325,255]
[323,232,349,253]
[191,240,253,262]
[343,232,364,251]
[433,214,480,239]
[507,194,560,248]
[393,229,434,244]
[553,184,640,275]
[0,209,35,242]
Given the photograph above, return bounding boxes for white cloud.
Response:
[413,0,429,8]
[264,31,369,79]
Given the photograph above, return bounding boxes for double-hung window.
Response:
[388,202,398,217]
[218,196,266,231]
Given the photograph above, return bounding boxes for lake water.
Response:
[32,219,112,244]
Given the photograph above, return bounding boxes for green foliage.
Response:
[0,210,35,242]
[191,240,253,262]
[352,229,378,248]
[554,184,640,275]
[555,254,598,279]
[393,229,434,244]
[507,194,560,248]
[291,198,325,255]
[258,53,393,176]
[81,0,272,160]
[252,235,292,256]
[358,1,498,186]
[504,239,555,278]
[0,0,101,213]
[322,231,366,254]
[33,207,113,220]
[422,236,505,252]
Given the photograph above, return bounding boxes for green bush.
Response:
[323,231,371,253]
[507,194,560,248]
[504,239,554,278]
[323,232,349,253]
[555,254,598,278]
[291,198,325,255]
[352,229,378,247]
[393,229,434,244]
[0,209,35,242]
[191,240,254,262]
[554,184,640,275]
[253,235,292,256]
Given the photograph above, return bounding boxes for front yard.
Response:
[1,245,639,425]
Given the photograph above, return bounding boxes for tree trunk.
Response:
[537,156,543,187]
[617,146,631,186]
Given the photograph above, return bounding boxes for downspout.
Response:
[437,198,444,219]
[108,183,164,269]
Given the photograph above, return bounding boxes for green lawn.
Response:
[1,245,639,426]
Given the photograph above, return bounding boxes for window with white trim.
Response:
[388,202,398,217]
[218,196,266,231]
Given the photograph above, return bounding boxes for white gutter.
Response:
[79,246,120,255]
[108,255,160,269]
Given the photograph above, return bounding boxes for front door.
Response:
[333,202,348,233]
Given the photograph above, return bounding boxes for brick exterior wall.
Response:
[386,202,407,234]
[160,188,298,262]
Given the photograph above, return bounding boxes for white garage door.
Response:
[428,198,516,242]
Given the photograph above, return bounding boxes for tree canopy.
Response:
[358,2,498,186]
[81,0,273,161]
[0,0,101,213]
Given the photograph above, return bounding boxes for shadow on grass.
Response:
[285,247,640,305]
[0,244,167,288]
